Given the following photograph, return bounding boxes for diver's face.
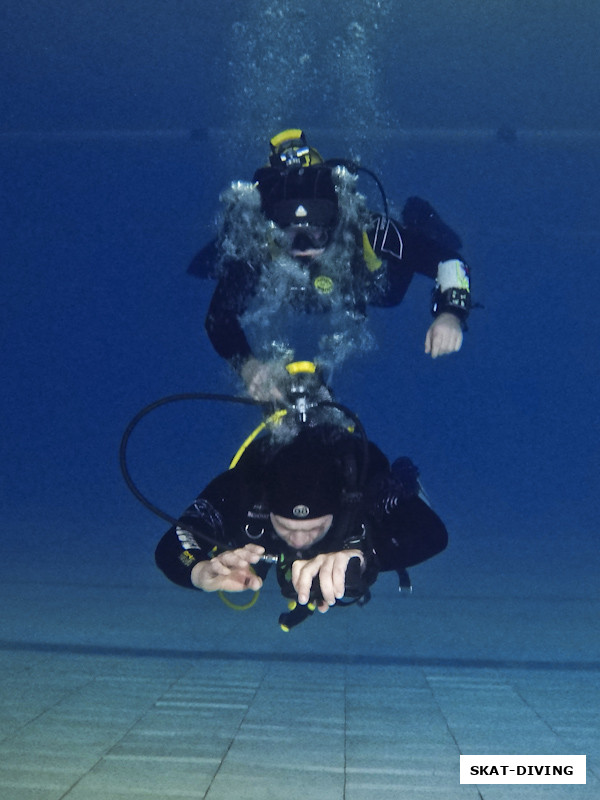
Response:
[282,224,331,259]
[270,513,333,549]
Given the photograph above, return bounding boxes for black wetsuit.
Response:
[155,429,448,599]
[199,212,469,365]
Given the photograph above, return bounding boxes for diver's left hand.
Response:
[240,357,287,403]
[291,550,365,613]
[425,312,463,358]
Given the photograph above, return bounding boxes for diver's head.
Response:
[264,427,344,549]
[254,129,338,259]
[269,513,333,550]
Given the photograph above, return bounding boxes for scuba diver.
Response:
[189,128,472,401]
[154,421,448,624]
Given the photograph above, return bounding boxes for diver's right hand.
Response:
[424,312,463,358]
[190,544,265,592]
[240,357,287,402]
[291,550,365,613]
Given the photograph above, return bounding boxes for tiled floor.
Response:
[0,553,598,799]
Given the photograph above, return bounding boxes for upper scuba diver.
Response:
[189,128,472,401]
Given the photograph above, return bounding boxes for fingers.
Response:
[239,543,266,560]
[220,568,263,593]
[242,358,287,402]
[249,380,285,403]
[317,554,351,607]
[213,544,264,572]
[206,562,262,592]
[238,571,263,592]
[193,545,265,592]
[291,556,325,605]
[425,318,463,358]
[291,552,362,607]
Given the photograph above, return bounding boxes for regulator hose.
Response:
[119,392,369,548]
[119,392,260,546]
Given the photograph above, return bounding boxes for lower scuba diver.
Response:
[154,423,448,625]
[189,128,472,401]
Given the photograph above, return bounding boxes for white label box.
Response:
[460,755,586,784]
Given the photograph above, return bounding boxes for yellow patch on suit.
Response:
[313,275,334,294]
[362,231,383,272]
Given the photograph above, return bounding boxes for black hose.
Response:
[119,393,260,545]
[325,158,390,221]
[119,392,369,548]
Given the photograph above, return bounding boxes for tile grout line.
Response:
[201,663,270,800]
[2,639,598,671]
[510,683,600,784]
[343,662,348,800]
[56,661,200,799]
[0,663,99,748]
[422,668,486,800]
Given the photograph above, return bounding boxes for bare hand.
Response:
[191,544,265,592]
[424,312,463,358]
[240,357,287,402]
[291,550,364,613]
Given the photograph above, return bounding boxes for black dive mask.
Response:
[282,225,331,255]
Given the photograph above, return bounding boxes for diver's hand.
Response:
[190,544,265,592]
[240,357,287,402]
[291,550,365,613]
[425,312,463,358]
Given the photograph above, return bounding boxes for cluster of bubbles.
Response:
[225,0,394,152]
[218,167,378,381]
[218,180,274,266]
[217,1,398,382]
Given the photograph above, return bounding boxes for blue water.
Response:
[2,3,599,602]
[1,5,600,797]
